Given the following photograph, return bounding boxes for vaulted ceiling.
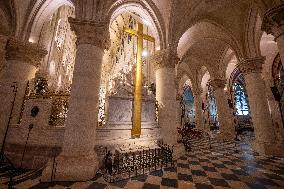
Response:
[2,0,281,88]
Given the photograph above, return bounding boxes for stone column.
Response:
[193,89,203,130]
[0,38,46,124]
[210,79,235,141]
[264,78,283,128]
[150,49,184,159]
[176,94,183,129]
[41,18,110,181]
[262,5,284,65]
[238,57,283,156]
[0,38,47,148]
[0,35,8,72]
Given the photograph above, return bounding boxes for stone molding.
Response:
[262,4,284,39]
[209,79,226,90]
[6,38,47,67]
[69,18,110,49]
[238,57,265,75]
[150,49,179,71]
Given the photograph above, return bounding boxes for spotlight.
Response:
[142,49,148,57]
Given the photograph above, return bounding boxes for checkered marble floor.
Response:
[1,136,284,189]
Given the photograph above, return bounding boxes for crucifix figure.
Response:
[124,22,155,138]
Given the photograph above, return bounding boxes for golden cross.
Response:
[124,22,155,138]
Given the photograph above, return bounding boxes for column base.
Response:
[41,151,99,182]
[252,140,284,158]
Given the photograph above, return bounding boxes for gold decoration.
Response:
[123,22,155,138]
[49,95,70,127]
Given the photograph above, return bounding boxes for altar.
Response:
[95,18,160,153]
[95,77,161,152]
[107,95,156,127]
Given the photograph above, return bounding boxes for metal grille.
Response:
[103,143,174,182]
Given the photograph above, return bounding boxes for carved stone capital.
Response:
[150,49,179,71]
[238,57,265,75]
[69,18,110,49]
[262,4,284,39]
[6,38,47,67]
[209,79,226,90]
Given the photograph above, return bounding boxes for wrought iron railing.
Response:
[103,143,174,182]
[155,100,159,122]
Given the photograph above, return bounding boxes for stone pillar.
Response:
[176,94,183,129]
[3,39,47,125]
[262,4,284,65]
[0,35,8,72]
[41,18,110,181]
[0,38,46,149]
[193,90,203,130]
[264,78,283,128]
[238,57,283,156]
[210,79,235,141]
[150,49,184,158]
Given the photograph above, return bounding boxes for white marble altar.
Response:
[96,79,161,150]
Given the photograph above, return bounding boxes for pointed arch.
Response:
[23,0,74,42]
[107,0,166,49]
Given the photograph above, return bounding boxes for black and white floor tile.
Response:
[1,135,284,189]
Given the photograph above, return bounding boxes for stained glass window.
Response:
[207,85,218,126]
[233,82,249,115]
[182,85,195,124]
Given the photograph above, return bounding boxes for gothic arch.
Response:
[224,52,238,86]
[23,0,74,42]
[200,66,211,94]
[107,0,166,49]
[180,37,231,81]
[176,19,244,60]
[253,0,284,17]
[243,5,263,58]
[228,67,245,90]
[177,73,192,96]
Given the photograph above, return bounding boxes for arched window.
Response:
[272,53,284,94]
[207,84,218,127]
[229,67,251,128]
[182,84,195,124]
[233,82,249,115]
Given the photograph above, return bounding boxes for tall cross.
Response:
[124,22,155,138]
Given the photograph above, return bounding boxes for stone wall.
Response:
[4,98,64,169]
